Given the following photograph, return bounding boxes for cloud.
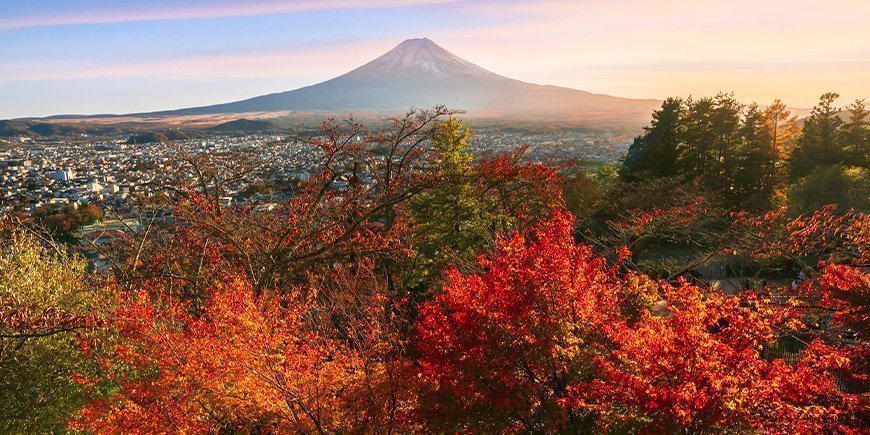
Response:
[0,0,457,31]
[0,39,395,82]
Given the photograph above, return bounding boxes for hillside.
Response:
[207,118,279,133]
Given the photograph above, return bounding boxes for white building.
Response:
[49,168,76,181]
[50,168,76,181]
[86,181,104,193]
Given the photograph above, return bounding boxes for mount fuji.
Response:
[151,38,660,124]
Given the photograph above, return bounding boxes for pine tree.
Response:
[761,99,800,171]
[621,97,684,179]
[839,99,869,168]
[729,103,773,207]
[679,94,743,184]
[790,92,843,179]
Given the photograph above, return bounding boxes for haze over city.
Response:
[2,0,868,118]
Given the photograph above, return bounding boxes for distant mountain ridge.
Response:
[207,118,278,133]
[151,38,661,125]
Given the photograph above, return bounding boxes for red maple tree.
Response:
[416,211,867,433]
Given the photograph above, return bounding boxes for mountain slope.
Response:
[207,118,278,133]
[153,38,660,124]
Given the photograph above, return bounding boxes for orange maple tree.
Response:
[74,260,418,433]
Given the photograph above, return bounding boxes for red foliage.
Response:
[416,211,867,433]
[0,295,96,340]
[73,263,418,433]
[612,195,707,234]
[71,113,577,433]
[575,285,864,433]
[60,110,868,432]
[800,263,870,337]
[474,146,565,227]
[730,204,868,267]
[415,211,654,431]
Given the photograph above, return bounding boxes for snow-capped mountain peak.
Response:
[340,38,502,80]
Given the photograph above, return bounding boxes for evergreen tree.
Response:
[839,99,869,168]
[729,103,773,207]
[679,94,743,184]
[729,99,799,207]
[679,96,715,176]
[791,92,843,179]
[621,97,684,179]
[710,93,744,181]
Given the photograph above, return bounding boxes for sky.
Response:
[1,0,868,118]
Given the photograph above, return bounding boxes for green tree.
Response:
[789,165,869,211]
[729,101,799,208]
[678,94,743,182]
[621,97,685,179]
[791,92,844,179]
[562,167,604,223]
[839,99,869,168]
[410,118,505,284]
[729,103,773,207]
[0,233,100,433]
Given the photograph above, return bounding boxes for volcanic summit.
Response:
[156,38,659,124]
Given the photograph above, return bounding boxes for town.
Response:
[0,129,633,266]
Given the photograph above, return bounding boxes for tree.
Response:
[416,211,867,433]
[473,146,565,229]
[725,100,799,209]
[789,165,869,211]
[621,94,800,209]
[72,110,566,433]
[0,231,99,433]
[622,97,684,179]
[678,94,743,183]
[728,204,867,276]
[584,177,728,278]
[28,203,104,239]
[762,99,801,166]
[73,261,420,433]
[562,167,604,223]
[791,92,844,179]
[730,103,776,207]
[840,99,869,168]
[574,284,865,433]
[9,103,857,433]
[416,211,657,432]
[410,118,506,284]
[70,110,458,432]
[117,107,457,298]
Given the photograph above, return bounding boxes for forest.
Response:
[1,93,867,433]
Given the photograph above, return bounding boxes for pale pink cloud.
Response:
[0,39,391,82]
[0,0,457,31]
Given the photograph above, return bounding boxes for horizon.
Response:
[1,0,868,119]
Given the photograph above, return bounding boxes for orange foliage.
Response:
[74,267,418,433]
